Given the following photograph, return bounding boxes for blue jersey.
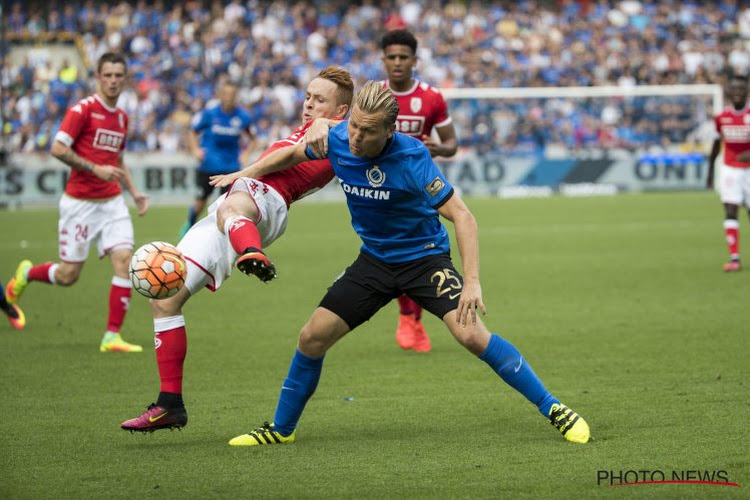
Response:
[192,104,253,174]
[306,122,454,263]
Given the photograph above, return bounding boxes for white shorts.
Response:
[177,178,289,294]
[58,194,134,262]
[719,165,750,207]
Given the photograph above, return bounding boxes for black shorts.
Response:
[196,171,230,201]
[319,251,464,330]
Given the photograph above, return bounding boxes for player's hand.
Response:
[706,176,714,190]
[192,148,205,162]
[93,165,125,182]
[304,119,330,158]
[210,171,241,188]
[455,278,486,327]
[421,134,441,157]
[133,192,149,216]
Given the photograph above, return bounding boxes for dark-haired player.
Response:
[5,52,148,352]
[380,29,458,352]
[708,74,750,271]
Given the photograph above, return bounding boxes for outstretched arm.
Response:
[305,118,340,158]
[437,193,486,326]
[210,142,310,188]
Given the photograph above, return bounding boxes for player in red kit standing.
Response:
[381,29,458,352]
[707,74,750,272]
[5,52,148,352]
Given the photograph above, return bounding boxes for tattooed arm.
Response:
[50,140,124,182]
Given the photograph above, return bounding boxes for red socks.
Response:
[28,262,57,284]
[398,295,422,321]
[724,219,739,258]
[107,276,132,333]
[154,316,187,394]
[225,216,262,254]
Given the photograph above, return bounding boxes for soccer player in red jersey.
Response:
[381,29,458,352]
[5,52,148,352]
[120,67,353,432]
[707,74,750,272]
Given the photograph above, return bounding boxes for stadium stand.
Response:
[1,0,747,155]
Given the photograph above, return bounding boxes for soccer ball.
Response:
[129,242,187,299]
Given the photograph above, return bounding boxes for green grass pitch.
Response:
[1,192,748,498]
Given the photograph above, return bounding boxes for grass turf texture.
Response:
[1,191,748,499]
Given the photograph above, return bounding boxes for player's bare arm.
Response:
[437,193,486,327]
[239,129,259,166]
[422,123,458,158]
[118,154,149,216]
[304,118,339,158]
[209,142,309,188]
[706,138,721,189]
[187,129,205,162]
[50,140,124,182]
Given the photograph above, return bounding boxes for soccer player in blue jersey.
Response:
[212,81,591,445]
[0,280,25,330]
[179,80,257,238]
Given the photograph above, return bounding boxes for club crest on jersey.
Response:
[366,165,386,188]
[118,113,124,129]
[425,177,445,196]
[744,114,750,124]
[410,97,422,113]
[231,116,242,128]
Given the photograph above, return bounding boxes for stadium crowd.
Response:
[2,0,748,156]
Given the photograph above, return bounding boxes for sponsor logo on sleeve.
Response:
[425,177,445,196]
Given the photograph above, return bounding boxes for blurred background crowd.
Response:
[2,0,748,157]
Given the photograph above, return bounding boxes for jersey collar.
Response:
[94,94,118,113]
[385,79,420,97]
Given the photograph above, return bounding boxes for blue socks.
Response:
[271,336,554,436]
[273,349,324,436]
[479,334,559,417]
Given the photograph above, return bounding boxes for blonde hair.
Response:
[354,81,400,127]
[317,66,354,107]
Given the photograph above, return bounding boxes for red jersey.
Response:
[383,79,452,139]
[715,105,750,168]
[54,94,128,199]
[257,121,335,206]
